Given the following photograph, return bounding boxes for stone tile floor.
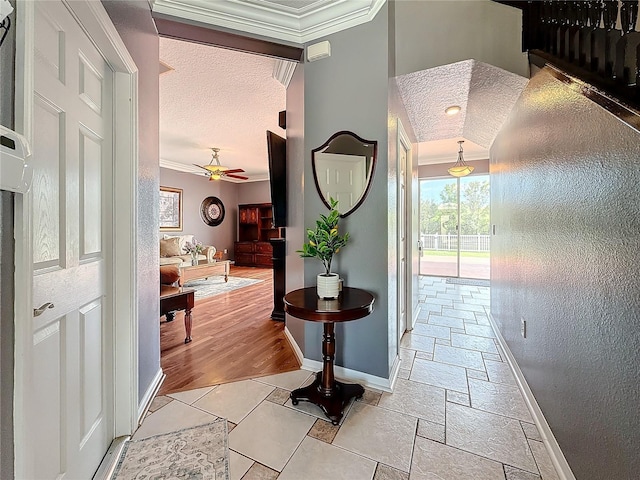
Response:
[141,276,561,480]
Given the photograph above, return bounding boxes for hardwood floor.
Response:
[158,265,300,395]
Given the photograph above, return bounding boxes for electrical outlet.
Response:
[223,249,228,254]
[521,318,527,338]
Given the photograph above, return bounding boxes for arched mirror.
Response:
[311,131,377,217]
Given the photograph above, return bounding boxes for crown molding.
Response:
[160,158,269,183]
[273,59,296,87]
[152,0,386,44]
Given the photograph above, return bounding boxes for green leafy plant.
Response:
[298,198,350,275]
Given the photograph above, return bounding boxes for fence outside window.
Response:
[421,234,490,252]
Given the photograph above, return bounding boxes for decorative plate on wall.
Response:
[200,196,225,226]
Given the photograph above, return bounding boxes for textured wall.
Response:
[102,0,161,405]
[159,168,238,258]
[394,0,528,78]
[491,67,640,479]
[303,4,390,378]
[284,63,306,350]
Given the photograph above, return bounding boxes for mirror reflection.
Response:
[312,131,377,217]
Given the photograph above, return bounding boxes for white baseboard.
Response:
[284,326,304,365]
[388,354,401,391]
[137,368,165,425]
[410,303,420,331]
[301,357,398,393]
[488,314,576,480]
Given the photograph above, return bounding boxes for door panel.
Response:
[32,95,63,268]
[29,1,114,478]
[315,153,366,211]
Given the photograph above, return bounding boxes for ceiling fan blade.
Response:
[226,173,249,180]
[224,168,245,174]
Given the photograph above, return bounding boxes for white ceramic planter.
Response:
[317,273,340,299]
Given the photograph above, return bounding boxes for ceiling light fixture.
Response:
[445,105,461,116]
[193,148,249,181]
[448,140,474,177]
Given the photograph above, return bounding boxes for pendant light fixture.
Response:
[448,140,474,177]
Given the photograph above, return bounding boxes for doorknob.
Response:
[33,302,54,317]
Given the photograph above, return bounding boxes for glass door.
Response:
[459,175,490,279]
[419,178,459,277]
[419,175,490,279]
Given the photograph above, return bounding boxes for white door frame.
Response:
[14,0,139,475]
[397,119,413,341]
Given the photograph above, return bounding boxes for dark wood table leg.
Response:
[184,290,194,343]
[290,322,364,425]
[184,307,192,343]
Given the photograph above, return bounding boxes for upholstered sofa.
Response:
[160,234,216,267]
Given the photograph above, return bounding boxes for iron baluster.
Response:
[616,1,638,83]
[576,0,590,65]
[602,0,620,77]
[588,0,604,71]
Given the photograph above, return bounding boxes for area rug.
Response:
[184,276,263,300]
[446,277,490,287]
[114,420,229,479]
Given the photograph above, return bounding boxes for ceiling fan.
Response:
[194,148,248,181]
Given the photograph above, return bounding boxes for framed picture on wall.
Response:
[159,186,183,231]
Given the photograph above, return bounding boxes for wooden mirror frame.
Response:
[311,131,377,217]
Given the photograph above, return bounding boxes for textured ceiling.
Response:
[159,37,286,182]
[397,60,529,164]
[157,3,528,171]
[159,45,528,178]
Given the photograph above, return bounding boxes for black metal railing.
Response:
[496,0,640,110]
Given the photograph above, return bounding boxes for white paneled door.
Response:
[29,1,114,478]
[315,153,366,211]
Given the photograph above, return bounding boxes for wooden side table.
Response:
[283,287,375,425]
[160,285,195,343]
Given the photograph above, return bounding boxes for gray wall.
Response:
[490,66,640,479]
[285,63,305,350]
[237,180,270,205]
[159,168,238,258]
[394,0,528,77]
[0,2,16,477]
[303,4,391,378]
[102,0,161,405]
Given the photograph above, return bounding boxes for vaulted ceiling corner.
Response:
[396,60,529,164]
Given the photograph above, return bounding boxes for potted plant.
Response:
[298,198,350,298]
